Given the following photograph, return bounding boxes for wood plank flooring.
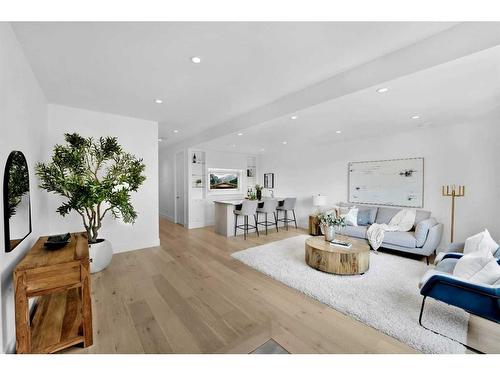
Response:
[66,218,499,354]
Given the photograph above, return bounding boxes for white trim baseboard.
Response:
[111,237,161,254]
[159,211,175,222]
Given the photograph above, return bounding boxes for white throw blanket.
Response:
[367,209,416,251]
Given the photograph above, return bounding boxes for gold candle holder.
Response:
[441,185,465,242]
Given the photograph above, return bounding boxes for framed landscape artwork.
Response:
[348,158,424,208]
[208,169,242,193]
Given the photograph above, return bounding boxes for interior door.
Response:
[175,151,185,225]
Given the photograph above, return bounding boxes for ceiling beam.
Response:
[162,22,500,155]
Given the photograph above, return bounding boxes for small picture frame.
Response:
[263,173,274,189]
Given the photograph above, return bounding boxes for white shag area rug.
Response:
[231,235,469,354]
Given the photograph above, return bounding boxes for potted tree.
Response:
[36,133,146,273]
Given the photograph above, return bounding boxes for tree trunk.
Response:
[86,227,93,242]
[91,227,99,243]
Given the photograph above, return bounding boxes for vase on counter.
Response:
[321,225,335,242]
[256,189,262,201]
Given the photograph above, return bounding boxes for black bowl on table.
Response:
[44,233,71,250]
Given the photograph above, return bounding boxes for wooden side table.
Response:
[13,232,93,354]
[308,214,321,236]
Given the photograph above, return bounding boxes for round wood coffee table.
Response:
[305,235,370,275]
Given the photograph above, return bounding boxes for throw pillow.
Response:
[463,229,499,255]
[414,218,437,247]
[342,207,358,227]
[357,209,370,226]
[454,248,500,284]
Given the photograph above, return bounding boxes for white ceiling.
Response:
[12,22,457,146]
[198,44,500,154]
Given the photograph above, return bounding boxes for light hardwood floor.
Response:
[67,218,499,354]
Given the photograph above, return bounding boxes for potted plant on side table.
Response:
[317,210,346,241]
[36,133,146,273]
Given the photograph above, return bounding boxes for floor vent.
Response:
[250,339,289,354]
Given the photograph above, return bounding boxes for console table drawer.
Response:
[24,263,83,296]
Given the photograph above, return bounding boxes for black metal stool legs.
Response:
[277,209,296,231]
[234,213,259,239]
[256,211,278,235]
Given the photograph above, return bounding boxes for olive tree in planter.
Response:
[36,133,146,273]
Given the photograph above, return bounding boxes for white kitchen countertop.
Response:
[213,198,283,205]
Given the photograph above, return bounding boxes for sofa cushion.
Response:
[382,231,417,248]
[435,258,459,274]
[414,210,431,225]
[464,229,499,255]
[357,208,370,225]
[415,217,437,247]
[339,203,378,224]
[341,225,368,239]
[375,207,400,224]
[494,247,500,259]
[343,207,358,226]
[359,205,378,224]
[454,250,500,285]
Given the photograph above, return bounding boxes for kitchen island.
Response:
[213,198,283,237]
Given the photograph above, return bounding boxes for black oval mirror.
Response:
[3,151,31,252]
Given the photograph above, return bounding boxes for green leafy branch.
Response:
[35,133,146,243]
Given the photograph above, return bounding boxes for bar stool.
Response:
[256,198,279,235]
[234,200,259,240]
[276,197,297,230]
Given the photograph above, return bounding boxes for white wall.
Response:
[46,104,160,253]
[0,23,48,353]
[159,149,175,221]
[261,119,500,247]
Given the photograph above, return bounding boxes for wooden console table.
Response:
[13,232,93,354]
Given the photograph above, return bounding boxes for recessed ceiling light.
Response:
[191,56,202,64]
[173,129,179,133]
[260,148,265,152]
[336,130,342,134]
[154,99,163,104]
[411,115,421,120]
[230,144,236,148]
[290,115,298,120]
[282,141,288,145]
[237,132,243,136]
[158,138,163,142]
[376,87,389,93]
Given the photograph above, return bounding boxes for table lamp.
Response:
[312,194,328,214]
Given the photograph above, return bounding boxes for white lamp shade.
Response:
[313,195,328,206]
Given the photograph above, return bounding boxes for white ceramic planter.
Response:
[321,225,336,242]
[88,239,113,273]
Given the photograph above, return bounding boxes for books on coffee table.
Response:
[328,239,352,249]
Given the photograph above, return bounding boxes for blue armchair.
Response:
[418,243,500,351]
